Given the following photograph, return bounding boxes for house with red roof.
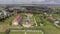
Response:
[12,14,22,25]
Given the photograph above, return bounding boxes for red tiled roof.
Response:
[13,14,22,23]
[48,16,53,19]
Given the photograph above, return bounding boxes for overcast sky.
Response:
[0,0,60,4]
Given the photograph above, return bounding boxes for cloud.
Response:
[15,0,45,4]
[49,1,56,4]
[41,0,59,4]
[47,0,59,4]
[30,0,45,2]
[0,0,45,4]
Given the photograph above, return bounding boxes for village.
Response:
[0,6,60,34]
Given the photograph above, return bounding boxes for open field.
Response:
[9,32,24,34]
[9,32,42,34]
[0,24,9,32]
[33,14,60,34]
[27,32,42,34]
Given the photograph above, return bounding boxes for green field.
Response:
[0,14,17,24]
[27,32,42,34]
[9,32,42,34]
[9,32,24,34]
[33,14,60,34]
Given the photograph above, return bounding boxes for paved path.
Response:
[54,23,60,27]
[34,17,38,26]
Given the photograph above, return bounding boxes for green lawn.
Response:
[5,15,17,24]
[52,14,60,18]
[40,19,60,34]
[9,31,42,34]
[9,32,42,34]
[9,32,24,34]
[27,32,42,34]
[33,14,60,34]
[34,15,41,23]
[0,14,18,25]
[0,32,6,34]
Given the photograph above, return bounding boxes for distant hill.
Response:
[0,4,60,8]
